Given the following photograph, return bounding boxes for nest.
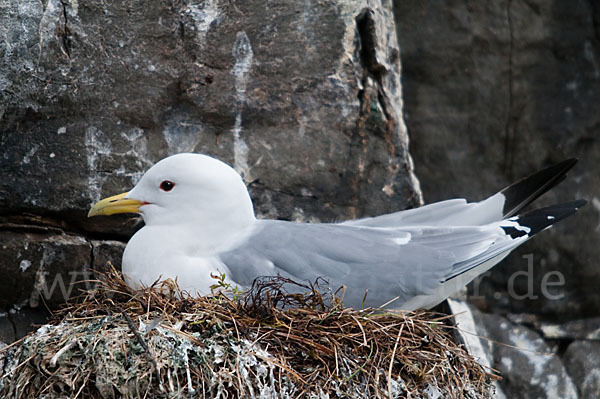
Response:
[0,267,495,398]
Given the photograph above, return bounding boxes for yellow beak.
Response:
[88,192,145,217]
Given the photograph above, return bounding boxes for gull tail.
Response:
[501,199,587,238]
[499,158,578,219]
[444,200,587,284]
[437,158,581,226]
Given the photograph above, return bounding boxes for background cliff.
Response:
[395,2,599,397]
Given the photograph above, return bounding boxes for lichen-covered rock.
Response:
[563,340,600,399]
[470,306,577,399]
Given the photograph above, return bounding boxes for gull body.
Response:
[89,154,585,310]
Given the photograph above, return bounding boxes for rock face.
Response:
[393,3,599,396]
[1,0,421,227]
[469,305,578,399]
[563,340,600,398]
[394,0,600,320]
[0,0,420,338]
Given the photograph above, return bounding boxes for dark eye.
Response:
[160,180,175,192]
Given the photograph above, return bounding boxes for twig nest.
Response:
[0,268,495,398]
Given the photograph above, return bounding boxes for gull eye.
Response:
[160,180,175,192]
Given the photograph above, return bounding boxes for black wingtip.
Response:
[501,159,579,218]
[502,199,586,239]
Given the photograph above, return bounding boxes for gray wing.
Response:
[219,220,513,309]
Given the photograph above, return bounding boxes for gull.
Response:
[88,154,585,310]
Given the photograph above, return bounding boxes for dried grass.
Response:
[0,266,496,398]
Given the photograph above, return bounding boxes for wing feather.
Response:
[220,220,507,308]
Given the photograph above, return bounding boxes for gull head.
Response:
[88,153,256,227]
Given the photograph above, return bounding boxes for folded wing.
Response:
[220,199,585,310]
[220,220,511,309]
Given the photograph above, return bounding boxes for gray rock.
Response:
[0,226,126,340]
[91,240,126,272]
[563,340,600,399]
[1,0,421,229]
[508,313,600,341]
[0,229,91,308]
[0,228,91,343]
[5,308,51,342]
[471,307,578,399]
[394,0,600,320]
[448,299,508,399]
[0,317,13,345]
[0,309,51,344]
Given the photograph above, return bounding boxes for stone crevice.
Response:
[588,0,600,43]
[347,5,422,215]
[88,238,96,274]
[4,309,18,342]
[0,214,129,244]
[355,8,400,160]
[356,8,386,78]
[59,0,72,58]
